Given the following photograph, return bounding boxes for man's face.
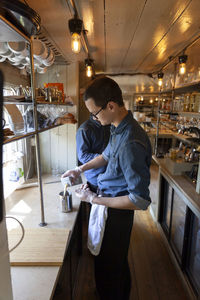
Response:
[85,98,112,126]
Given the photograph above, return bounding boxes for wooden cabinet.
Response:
[171,190,187,260]
[52,203,83,300]
[161,178,173,234]
[186,213,200,293]
[159,174,200,297]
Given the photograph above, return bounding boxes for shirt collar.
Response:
[89,115,102,127]
[110,110,133,134]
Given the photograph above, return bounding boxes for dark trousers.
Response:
[87,181,98,193]
[94,207,134,300]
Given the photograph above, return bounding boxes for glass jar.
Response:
[189,94,195,112]
[183,94,190,112]
[194,93,200,113]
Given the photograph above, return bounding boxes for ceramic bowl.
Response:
[37,66,47,74]
[17,64,26,69]
[7,41,28,58]
[0,49,13,58]
[33,39,48,60]
[0,56,6,62]
[0,42,8,55]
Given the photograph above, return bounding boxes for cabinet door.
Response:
[170,190,187,260]
[186,214,200,293]
[160,178,173,235]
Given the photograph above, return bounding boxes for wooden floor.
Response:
[74,209,193,300]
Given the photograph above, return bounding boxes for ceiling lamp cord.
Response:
[67,0,95,75]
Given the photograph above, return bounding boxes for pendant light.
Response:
[85,58,93,77]
[157,72,164,87]
[178,54,188,75]
[68,16,83,53]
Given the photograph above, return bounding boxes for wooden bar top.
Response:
[5,175,81,300]
[153,155,200,219]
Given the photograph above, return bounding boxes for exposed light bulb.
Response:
[86,65,92,77]
[157,72,164,88]
[149,98,154,104]
[178,54,188,75]
[158,78,163,87]
[179,63,186,75]
[71,32,81,53]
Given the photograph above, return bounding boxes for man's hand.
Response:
[61,166,82,185]
[75,184,97,204]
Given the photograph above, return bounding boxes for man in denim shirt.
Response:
[76,115,110,192]
[62,77,152,300]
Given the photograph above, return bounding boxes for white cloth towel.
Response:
[87,204,108,256]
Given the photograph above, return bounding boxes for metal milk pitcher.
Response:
[59,191,73,213]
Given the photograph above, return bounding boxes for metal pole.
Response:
[29,36,47,226]
[155,95,161,156]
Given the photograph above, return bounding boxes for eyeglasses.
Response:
[91,103,107,119]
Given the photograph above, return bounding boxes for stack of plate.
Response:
[0,40,55,74]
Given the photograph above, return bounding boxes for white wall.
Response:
[36,63,79,174]
[39,124,76,174]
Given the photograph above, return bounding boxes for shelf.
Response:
[3,131,36,144]
[158,110,175,114]
[36,101,73,106]
[161,81,200,95]
[4,101,33,105]
[3,124,64,145]
[3,100,73,106]
[175,111,200,117]
[133,104,158,107]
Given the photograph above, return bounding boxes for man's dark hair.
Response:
[83,77,124,107]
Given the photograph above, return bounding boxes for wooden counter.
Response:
[151,156,200,297]
[153,155,200,219]
[5,176,82,300]
[147,129,199,146]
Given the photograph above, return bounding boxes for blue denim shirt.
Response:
[98,111,152,210]
[76,116,110,186]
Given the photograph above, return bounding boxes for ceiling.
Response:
[25,0,200,94]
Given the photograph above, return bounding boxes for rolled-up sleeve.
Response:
[119,141,151,210]
[102,143,110,161]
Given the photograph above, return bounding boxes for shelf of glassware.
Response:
[175,111,200,117]
[3,99,73,106]
[158,110,200,117]
[3,96,73,106]
[3,124,64,145]
[36,101,73,106]
[161,81,200,95]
